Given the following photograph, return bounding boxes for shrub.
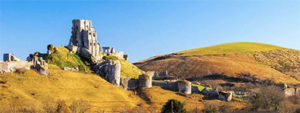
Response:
[277,100,295,113]
[34,52,40,56]
[296,108,300,113]
[56,100,71,113]
[102,56,118,61]
[161,99,187,113]
[48,44,54,51]
[16,68,26,74]
[203,102,219,113]
[29,53,34,58]
[43,100,56,113]
[70,100,91,113]
[251,86,284,111]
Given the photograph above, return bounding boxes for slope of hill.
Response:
[45,47,91,72]
[0,65,145,112]
[46,47,144,78]
[135,42,300,84]
[178,42,285,56]
[139,86,246,112]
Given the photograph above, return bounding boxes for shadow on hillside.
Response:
[135,88,152,104]
[187,73,275,86]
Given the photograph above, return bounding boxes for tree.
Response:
[47,44,54,51]
[161,99,187,113]
[251,86,284,111]
[203,102,219,113]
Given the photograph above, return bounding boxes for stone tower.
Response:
[68,19,101,60]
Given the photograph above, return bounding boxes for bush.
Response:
[102,56,118,61]
[34,52,40,56]
[15,68,26,74]
[70,100,91,113]
[251,86,284,111]
[43,100,56,113]
[56,100,71,113]
[161,99,187,113]
[48,44,54,51]
[296,108,300,113]
[29,53,34,58]
[203,102,219,113]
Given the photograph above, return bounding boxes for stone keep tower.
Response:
[68,19,101,60]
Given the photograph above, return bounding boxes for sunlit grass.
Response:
[178,42,285,56]
[45,47,91,72]
[0,65,144,112]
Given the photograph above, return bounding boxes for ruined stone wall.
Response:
[3,54,20,62]
[120,76,138,90]
[218,91,233,101]
[94,60,121,86]
[177,81,192,94]
[138,74,153,88]
[152,81,178,91]
[0,61,32,74]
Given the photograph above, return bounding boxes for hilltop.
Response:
[46,47,143,78]
[178,42,285,56]
[135,42,300,84]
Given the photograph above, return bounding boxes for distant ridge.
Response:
[178,42,285,56]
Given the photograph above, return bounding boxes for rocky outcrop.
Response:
[177,80,192,94]
[94,60,121,86]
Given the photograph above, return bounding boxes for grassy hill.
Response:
[45,47,91,72]
[178,42,285,56]
[46,47,143,78]
[0,66,246,112]
[135,42,300,84]
[0,65,145,112]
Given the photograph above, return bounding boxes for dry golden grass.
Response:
[178,42,285,56]
[137,53,299,84]
[120,59,144,78]
[140,86,246,112]
[0,64,145,112]
[140,86,204,112]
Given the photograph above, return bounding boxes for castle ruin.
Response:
[68,19,101,61]
[67,19,128,61]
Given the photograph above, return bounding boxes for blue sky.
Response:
[0,0,299,62]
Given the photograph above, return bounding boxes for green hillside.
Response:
[45,47,91,72]
[45,47,143,78]
[178,42,285,56]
